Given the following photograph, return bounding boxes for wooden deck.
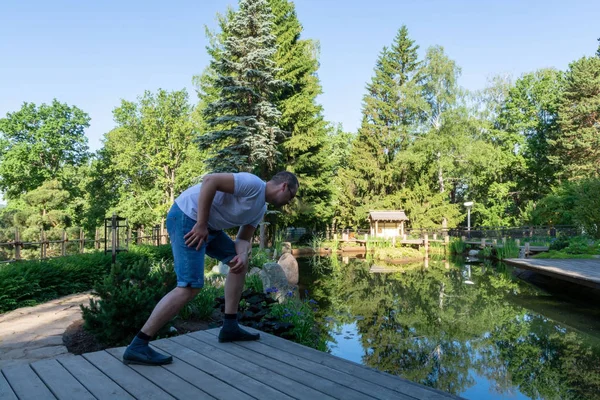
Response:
[505,258,600,289]
[0,327,462,400]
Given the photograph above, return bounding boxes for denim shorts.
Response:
[166,203,237,288]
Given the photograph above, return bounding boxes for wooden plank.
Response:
[1,364,56,399]
[83,350,174,400]
[152,338,287,400]
[57,355,135,400]
[201,329,412,400]
[171,334,334,400]
[505,259,600,289]
[30,359,95,400]
[192,330,375,400]
[144,344,254,400]
[217,328,460,400]
[0,371,18,400]
[105,347,214,400]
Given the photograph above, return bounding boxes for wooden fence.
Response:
[0,225,170,264]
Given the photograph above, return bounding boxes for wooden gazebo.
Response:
[368,210,409,238]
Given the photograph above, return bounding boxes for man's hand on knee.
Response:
[228,253,248,274]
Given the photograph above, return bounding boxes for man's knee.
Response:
[174,286,201,301]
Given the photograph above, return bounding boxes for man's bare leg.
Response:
[141,287,201,336]
[219,265,260,342]
[123,286,200,365]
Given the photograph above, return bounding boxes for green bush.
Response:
[0,244,174,314]
[0,252,112,313]
[244,273,264,293]
[268,289,326,351]
[180,284,224,320]
[449,238,466,254]
[81,258,177,346]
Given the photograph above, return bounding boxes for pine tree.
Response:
[200,0,286,178]
[341,26,421,227]
[267,0,331,228]
[551,56,600,179]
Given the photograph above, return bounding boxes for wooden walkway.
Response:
[505,258,600,289]
[0,328,461,400]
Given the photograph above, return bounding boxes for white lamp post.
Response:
[464,201,473,236]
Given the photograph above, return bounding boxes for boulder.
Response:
[281,242,292,254]
[468,249,480,256]
[259,263,292,302]
[277,253,299,285]
[211,261,230,275]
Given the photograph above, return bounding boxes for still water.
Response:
[298,255,600,399]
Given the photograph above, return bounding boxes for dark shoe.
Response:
[123,344,173,366]
[218,327,260,343]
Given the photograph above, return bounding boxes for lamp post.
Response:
[464,201,473,238]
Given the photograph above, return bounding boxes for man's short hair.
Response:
[271,171,299,191]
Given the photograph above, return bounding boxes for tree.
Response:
[550,56,600,179]
[496,69,563,201]
[200,0,286,179]
[106,89,199,227]
[0,100,90,199]
[340,26,421,227]
[268,0,331,228]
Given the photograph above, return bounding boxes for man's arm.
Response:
[184,173,235,250]
[229,224,256,274]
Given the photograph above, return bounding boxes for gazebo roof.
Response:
[368,210,409,221]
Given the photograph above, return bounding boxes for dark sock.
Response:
[223,313,238,331]
[129,331,151,348]
[137,331,152,341]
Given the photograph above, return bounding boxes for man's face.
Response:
[273,182,297,207]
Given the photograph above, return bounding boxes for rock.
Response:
[281,242,292,254]
[259,263,292,302]
[468,249,480,256]
[277,253,299,285]
[248,267,261,276]
[211,262,230,275]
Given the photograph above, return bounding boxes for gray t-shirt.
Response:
[175,173,267,230]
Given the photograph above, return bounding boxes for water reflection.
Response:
[299,256,600,399]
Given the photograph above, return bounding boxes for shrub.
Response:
[81,258,177,346]
[0,252,112,313]
[244,273,264,294]
[449,238,466,254]
[180,284,224,320]
[268,289,326,351]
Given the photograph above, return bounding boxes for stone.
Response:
[211,262,230,275]
[259,263,291,302]
[468,249,480,256]
[277,253,299,285]
[281,242,292,254]
[248,267,261,276]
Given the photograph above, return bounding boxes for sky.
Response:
[1,0,598,153]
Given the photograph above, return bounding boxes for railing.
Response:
[0,226,171,264]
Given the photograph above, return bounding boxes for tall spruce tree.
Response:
[550,56,600,179]
[267,0,331,228]
[200,0,285,178]
[340,26,421,227]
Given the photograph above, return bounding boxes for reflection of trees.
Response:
[304,256,600,398]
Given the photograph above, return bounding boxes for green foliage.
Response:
[268,289,326,350]
[496,240,520,260]
[532,251,596,259]
[0,99,90,200]
[244,273,264,294]
[374,247,423,260]
[180,284,224,320]
[449,238,466,254]
[81,258,177,346]
[0,252,112,313]
[551,56,600,179]
[199,0,285,178]
[481,246,492,258]
[249,247,271,269]
[104,89,200,227]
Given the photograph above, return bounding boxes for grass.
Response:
[449,238,466,254]
[532,251,597,259]
[496,240,520,260]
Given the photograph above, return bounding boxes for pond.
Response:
[297,255,600,399]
